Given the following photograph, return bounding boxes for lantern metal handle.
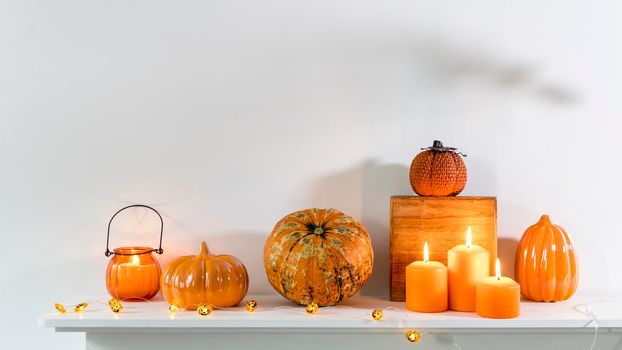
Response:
[105,204,164,257]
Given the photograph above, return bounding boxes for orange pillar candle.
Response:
[476,258,520,318]
[406,242,448,312]
[448,226,489,311]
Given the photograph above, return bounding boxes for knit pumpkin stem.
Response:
[421,140,467,157]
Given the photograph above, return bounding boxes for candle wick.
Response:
[497,276,500,281]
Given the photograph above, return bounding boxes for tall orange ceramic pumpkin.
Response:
[409,140,467,197]
[161,241,249,309]
[264,208,374,306]
[515,215,578,302]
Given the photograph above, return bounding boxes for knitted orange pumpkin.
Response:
[515,215,578,302]
[263,208,374,306]
[409,140,467,197]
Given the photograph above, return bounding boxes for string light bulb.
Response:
[406,330,421,343]
[74,302,88,313]
[197,304,213,316]
[54,303,67,314]
[305,302,319,314]
[371,309,383,320]
[246,299,257,312]
[168,304,180,313]
[108,299,123,313]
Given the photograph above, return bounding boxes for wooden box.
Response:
[390,196,497,301]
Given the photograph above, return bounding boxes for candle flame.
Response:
[131,254,140,265]
[466,226,472,248]
[495,258,501,280]
[423,241,429,262]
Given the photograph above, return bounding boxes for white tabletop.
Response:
[38,295,622,332]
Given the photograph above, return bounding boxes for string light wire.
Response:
[54,297,622,349]
[571,299,622,350]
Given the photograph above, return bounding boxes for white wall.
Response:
[2,0,621,348]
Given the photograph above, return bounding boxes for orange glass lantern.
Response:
[105,205,164,301]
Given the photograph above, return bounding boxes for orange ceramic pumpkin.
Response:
[409,140,467,197]
[160,241,249,309]
[515,215,578,302]
[264,208,374,306]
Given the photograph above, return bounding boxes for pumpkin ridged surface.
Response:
[514,215,578,302]
[409,150,467,196]
[161,242,249,309]
[264,208,374,306]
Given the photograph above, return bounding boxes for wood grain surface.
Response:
[390,196,497,301]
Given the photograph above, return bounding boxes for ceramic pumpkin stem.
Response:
[538,215,551,225]
[198,241,212,258]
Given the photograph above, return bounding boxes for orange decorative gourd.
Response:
[160,241,249,310]
[409,140,467,197]
[515,215,579,302]
[264,208,374,306]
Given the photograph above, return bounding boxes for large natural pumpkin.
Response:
[264,208,374,306]
[161,241,249,310]
[409,140,467,197]
[515,215,578,302]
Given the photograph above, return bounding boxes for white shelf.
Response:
[39,295,622,332]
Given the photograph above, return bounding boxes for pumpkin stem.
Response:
[199,241,210,257]
[421,140,467,157]
[538,215,552,225]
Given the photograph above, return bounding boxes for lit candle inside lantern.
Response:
[447,226,490,311]
[107,248,161,300]
[406,241,448,312]
[476,258,520,319]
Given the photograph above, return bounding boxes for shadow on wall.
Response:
[498,237,519,280]
[410,36,580,106]
[361,160,412,298]
[310,160,411,299]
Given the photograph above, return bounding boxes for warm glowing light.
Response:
[168,304,180,313]
[131,254,140,265]
[306,302,319,314]
[423,241,429,262]
[246,299,257,312]
[495,258,501,280]
[371,309,383,320]
[466,226,472,248]
[197,304,213,316]
[406,330,421,343]
[74,302,88,313]
[108,299,123,313]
